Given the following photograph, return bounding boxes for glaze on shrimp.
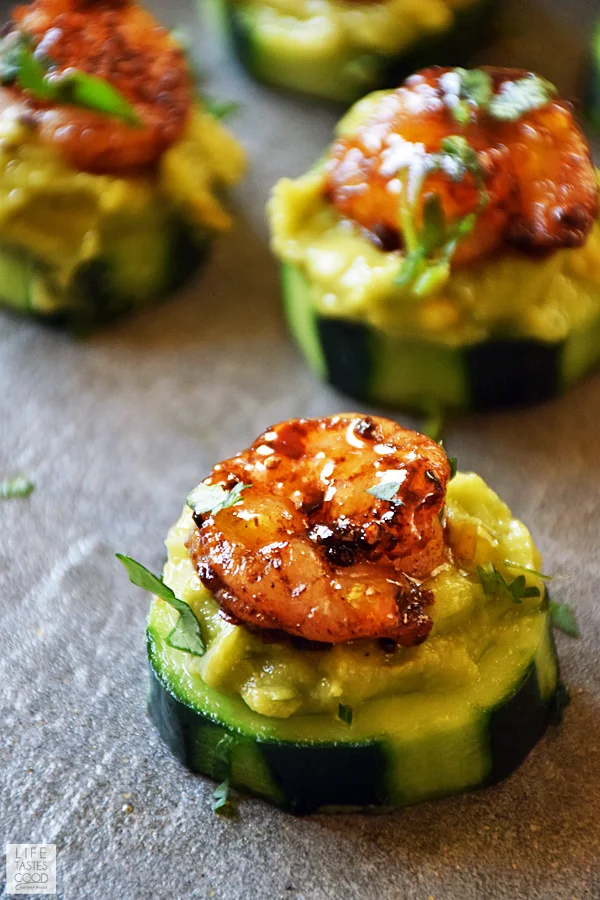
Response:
[187,415,450,646]
[6,0,192,173]
[325,67,598,264]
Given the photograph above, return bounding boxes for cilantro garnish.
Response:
[0,476,34,499]
[489,74,556,122]
[367,481,404,502]
[549,600,580,638]
[450,68,493,124]
[203,96,240,120]
[393,136,488,296]
[338,703,353,726]
[444,68,556,125]
[187,481,251,517]
[476,563,541,603]
[116,555,206,656]
[503,561,554,581]
[0,32,140,125]
[212,779,232,814]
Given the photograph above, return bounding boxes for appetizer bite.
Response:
[0,0,245,325]
[216,0,498,103]
[270,67,600,411]
[121,414,563,813]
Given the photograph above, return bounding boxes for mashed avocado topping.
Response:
[0,104,245,311]
[235,0,484,60]
[270,91,600,346]
[158,472,547,720]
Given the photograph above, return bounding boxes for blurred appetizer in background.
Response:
[0,0,245,326]
[214,0,500,103]
[270,67,600,412]
[121,414,566,813]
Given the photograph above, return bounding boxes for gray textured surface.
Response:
[1,1,600,898]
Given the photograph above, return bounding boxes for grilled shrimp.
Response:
[325,67,598,265]
[6,0,191,173]
[187,415,450,646]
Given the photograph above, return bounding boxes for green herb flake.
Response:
[212,779,232,814]
[392,136,487,296]
[393,247,425,287]
[203,96,240,121]
[504,561,555,581]
[449,68,492,125]
[476,563,541,604]
[186,481,251,517]
[116,554,206,656]
[367,481,404,502]
[456,68,493,108]
[4,38,141,125]
[549,600,581,638]
[0,32,28,85]
[421,195,446,254]
[338,703,353,726]
[439,135,482,180]
[448,457,457,480]
[53,69,140,125]
[488,74,556,122]
[0,476,34,499]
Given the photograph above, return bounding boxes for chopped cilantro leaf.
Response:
[421,195,446,254]
[367,481,404,502]
[338,704,353,726]
[1,37,140,124]
[439,135,482,180]
[504,561,555,581]
[203,96,240,120]
[455,68,493,109]
[549,600,580,638]
[187,481,251,517]
[0,476,34,499]
[212,779,232,813]
[476,563,541,604]
[116,554,206,656]
[392,137,487,295]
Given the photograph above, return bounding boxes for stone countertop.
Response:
[1,1,599,898]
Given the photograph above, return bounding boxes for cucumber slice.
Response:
[214,0,499,104]
[0,221,207,328]
[585,21,600,131]
[282,262,600,412]
[148,594,560,814]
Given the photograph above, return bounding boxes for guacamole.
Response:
[0,105,245,318]
[156,472,547,720]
